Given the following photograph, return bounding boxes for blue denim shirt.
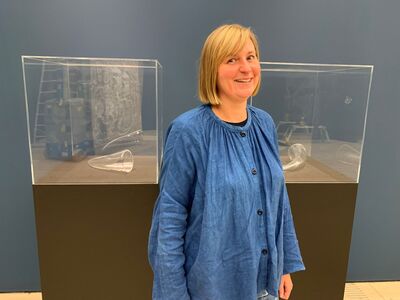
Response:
[148,104,305,299]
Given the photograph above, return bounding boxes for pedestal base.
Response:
[33,183,357,300]
[33,185,158,300]
[288,183,357,300]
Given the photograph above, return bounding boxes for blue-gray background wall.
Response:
[0,0,399,291]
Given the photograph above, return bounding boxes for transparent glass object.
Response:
[252,62,373,183]
[22,56,162,184]
[88,149,134,173]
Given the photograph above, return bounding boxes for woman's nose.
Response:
[239,60,251,72]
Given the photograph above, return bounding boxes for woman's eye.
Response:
[227,58,236,64]
[247,55,256,61]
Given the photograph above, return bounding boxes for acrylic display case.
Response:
[252,62,373,183]
[22,56,162,184]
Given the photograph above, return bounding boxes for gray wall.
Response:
[0,0,399,291]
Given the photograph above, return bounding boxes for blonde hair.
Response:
[198,24,261,105]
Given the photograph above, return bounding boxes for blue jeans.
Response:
[257,290,278,300]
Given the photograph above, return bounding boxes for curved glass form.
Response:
[283,143,307,172]
[252,62,373,183]
[88,149,134,174]
[22,56,162,184]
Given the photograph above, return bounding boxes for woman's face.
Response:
[216,39,260,104]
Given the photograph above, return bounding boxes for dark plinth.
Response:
[288,183,358,300]
[33,185,159,300]
[33,183,357,300]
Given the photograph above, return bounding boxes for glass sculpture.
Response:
[22,56,162,184]
[282,143,307,172]
[88,149,134,173]
[252,62,373,183]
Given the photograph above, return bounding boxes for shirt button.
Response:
[257,209,263,216]
[262,249,268,255]
[251,168,257,175]
[240,131,246,137]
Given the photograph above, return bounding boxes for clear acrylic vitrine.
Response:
[252,62,373,183]
[22,56,162,184]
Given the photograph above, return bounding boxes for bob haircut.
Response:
[198,24,261,105]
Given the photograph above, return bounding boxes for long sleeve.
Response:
[281,187,305,274]
[148,120,199,300]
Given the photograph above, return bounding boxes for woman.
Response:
[148,24,305,300]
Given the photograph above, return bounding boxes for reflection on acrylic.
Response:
[102,129,143,152]
[90,62,143,154]
[344,96,353,105]
[44,97,92,161]
[33,59,143,161]
[336,144,360,166]
[88,149,134,173]
[282,143,307,172]
[277,120,330,146]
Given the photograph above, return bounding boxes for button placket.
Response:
[236,127,269,263]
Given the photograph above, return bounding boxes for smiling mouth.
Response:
[234,78,253,83]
